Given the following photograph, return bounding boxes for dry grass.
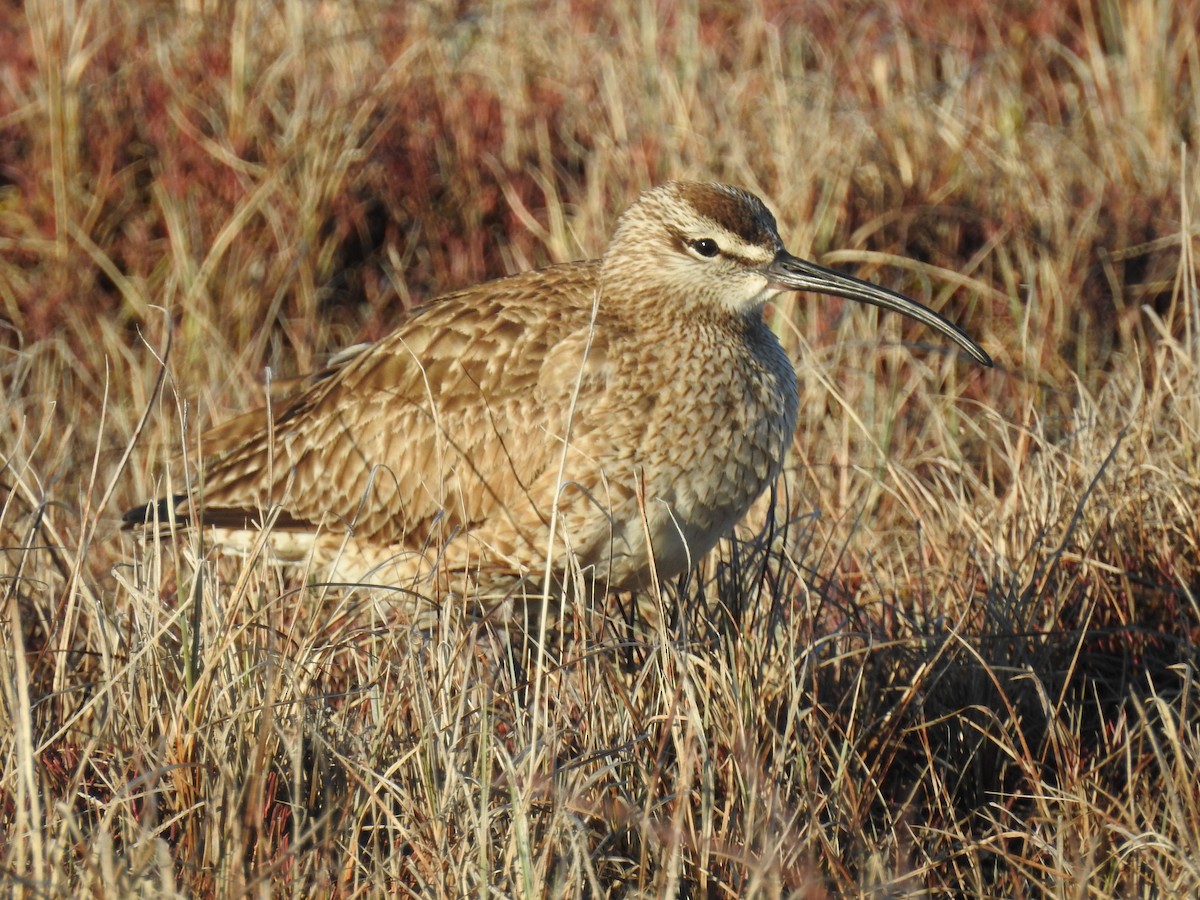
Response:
[3,0,1199,895]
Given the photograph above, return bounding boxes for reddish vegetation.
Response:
[2,1,1189,361]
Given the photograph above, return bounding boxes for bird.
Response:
[126,181,991,600]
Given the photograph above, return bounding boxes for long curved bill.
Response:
[766,251,992,367]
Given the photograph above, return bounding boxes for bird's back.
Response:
[191,261,606,577]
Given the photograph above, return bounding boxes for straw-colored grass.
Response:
[3,0,1198,895]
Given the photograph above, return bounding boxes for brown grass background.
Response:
[2,0,1199,895]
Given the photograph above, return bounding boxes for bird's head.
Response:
[603,181,992,366]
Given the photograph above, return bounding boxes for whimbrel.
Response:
[127,182,990,596]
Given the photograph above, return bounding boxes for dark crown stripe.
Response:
[676,183,779,247]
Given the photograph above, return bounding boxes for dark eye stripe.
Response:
[670,227,767,267]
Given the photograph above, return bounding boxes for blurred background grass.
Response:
[2,0,1199,895]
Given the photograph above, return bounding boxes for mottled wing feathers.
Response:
[189,262,605,549]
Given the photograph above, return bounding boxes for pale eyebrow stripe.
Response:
[669,226,771,267]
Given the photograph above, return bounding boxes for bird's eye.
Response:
[689,238,720,258]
